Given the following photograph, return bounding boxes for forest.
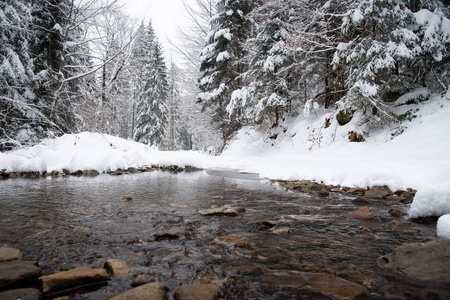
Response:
[1,0,449,153]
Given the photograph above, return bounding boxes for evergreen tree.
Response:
[332,0,450,125]
[228,0,297,126]
[132,22,169,148]
[0,0,48,149]
[198,0,254,143]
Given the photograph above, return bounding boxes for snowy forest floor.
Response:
[1,89,449,225]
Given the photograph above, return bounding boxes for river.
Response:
[0,170,438,299]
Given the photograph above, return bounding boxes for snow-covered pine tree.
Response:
[131,22,169,148]
[198,0,255,143]
[332,0,450,125]
[229,0,297,126]
[0,0,43,150]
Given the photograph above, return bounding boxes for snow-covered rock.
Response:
[437,214,450,240]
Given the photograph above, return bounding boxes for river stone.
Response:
[270,226,290,234]
[174,284,223,300]
[122,195,133,201]
[344,206,373,219]
[0,261,41,290]
[104,259,135,277]
[378,240,450,289]
[0,288,41,300]
[346,187,366,196]
[0,246,20,262]
[264,270,371,300]
[393,222,418,233]
[212,234,254,248]
[131,274,155,287]
[365,185,392,198]
[154,230,184,240]
[40,266,110,293]
[198,205,245,216]
[107,282,167,300]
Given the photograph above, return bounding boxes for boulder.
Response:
[107,282,167,300]
[40,266,110,293]
[378,240,450,289]
[0,288,41,300]
[264,270,370,300]
[212,234,254,248]
[0,261,41,290]
[104,259,135,277]
[198,206,245,216]
[174,284,223,300]
[0,246,20,262]
[344,206,373,219]
[131,274,155,287]
[365,186,392,198]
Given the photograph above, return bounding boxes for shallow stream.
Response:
[0,170,438,299]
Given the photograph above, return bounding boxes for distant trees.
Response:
[131,22,169,148]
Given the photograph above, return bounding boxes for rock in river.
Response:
[40,266,110,293]
[104,259,135,277]
[364,185,392,198]
[0,261,41,290]
[378,240,450,290]
[212,234,254,248]
[0,246,20,262]
[199,205,245,216]
[263,270,371,300]
[344,206,373,219]
[0,288,41,300]
[174,284,223,300]
[107,282,167,300]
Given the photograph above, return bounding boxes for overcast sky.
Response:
[124,0,188,63]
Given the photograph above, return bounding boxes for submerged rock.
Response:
[0,246,20,262]
[104,259,134,277]
[122,195,133,201]
[344,206,373,219]
[0,261,41,290]
[40,266,110,293]
[107,282,167,300]
[154,230,184,240]
[198,206,245,216]
[131,274,155,287]
[263,270,371,300]
[174,284,223,300]
[0,288,41,300]
[212,234,254,248]
[378,240,450,290]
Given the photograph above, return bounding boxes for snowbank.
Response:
[437,215,450,240]
[0,90,449,219]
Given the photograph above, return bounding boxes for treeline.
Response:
[1,0,449,152]
[198,0,450,144]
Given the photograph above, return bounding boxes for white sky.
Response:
[124,0,188,63]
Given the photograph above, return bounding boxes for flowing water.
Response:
[0,170,438,299]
